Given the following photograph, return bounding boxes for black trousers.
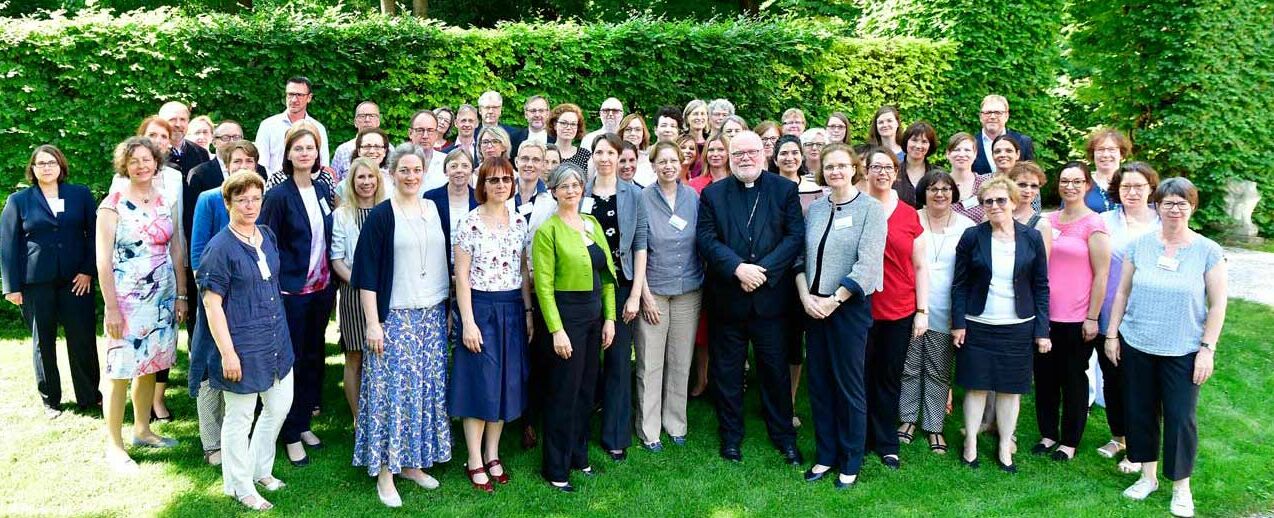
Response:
[709,313,795,450]
[21,280,99,408]
[541,292,602,483]
[1122,341,1199,481]
[1096,334,1127,437]
[865,314,913,458]
[595,283,634,451]
[806,295,871,476]
[524,300,551,431]
[1036,321,1095,447]
[280,288,336,444]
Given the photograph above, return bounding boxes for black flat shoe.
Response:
[803,466,830,482]
[996,456,1018,474]
[549,481,575,493]
[881,455,900,470]
[960,454,980,469]
[288,455,309,467]
[1030,441,1055,455]
[1050,449,1074,462]
[780,446,804,466]
[150,411,173,423]
[720,446,742,463]
[606,450,627,462]
[834,474,858,489]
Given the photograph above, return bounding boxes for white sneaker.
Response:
[1123,478,1159,500]
[1170,488,1195,517]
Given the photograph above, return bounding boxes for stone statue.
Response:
[1223,179,1261,241]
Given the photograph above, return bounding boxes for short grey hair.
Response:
[546,163,586,192]
[477,126,512,157]
[478,90,503,106]
[388,142,428,173]
[1154,176,1199,207]
[708,98,736,115]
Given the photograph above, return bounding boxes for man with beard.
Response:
[510,95,550,160]
[580,97,623,151]
[696,131,805,465]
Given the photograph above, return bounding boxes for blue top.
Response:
[1,184,96,293]
[190,187,231,271]
[1083,184,1116,213]
[196,226,294,394]
[641,182,703,296]
[1118,232,1224,356]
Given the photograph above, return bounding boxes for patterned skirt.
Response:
[337,280,366,352]
[104,262,177,379]
[352,303,452,476]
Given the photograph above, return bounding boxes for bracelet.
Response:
[1085,317,1098,322]
[524,309,533,314]
[177,295,188,301]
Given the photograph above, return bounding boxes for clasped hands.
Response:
[735,263,767,293]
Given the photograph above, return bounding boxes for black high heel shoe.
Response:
[996,452,1017,474]
[960,453,980,469]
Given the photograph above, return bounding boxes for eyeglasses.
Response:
[1094,146,1121,155]
[409,127,436,136]
[232,196,263,206]
[359,144,386,151]
[33,160,59,169]
[868,164,895,173]
[823,163,853,173]
[215,134,243,142]
[355,113,380,121]
[981,197,1010,207]
[761,136,779,145]
[517,156,543,164]
[555,181,582,192]
[479,105,501,111]
[1058,179,1087,187]
[730,149,763,160]
[1161,201,1191,212]
[927,187,953,194]
[526,108,549,115]
[485,176,514,185]
[1016,182,1041,190]
[556,121,579,128]
[980,110,1006,117]
[1120,183,1150,192]
[285,92,310,99]
[600,108,622,115]
[480,139,503,147]
[803,142,826,150]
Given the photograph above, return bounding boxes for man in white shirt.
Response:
[254,76,331,174]
[331,101,381,182]
[972,94,1034,174]
[580,97,623,150]
[406,109,448,190]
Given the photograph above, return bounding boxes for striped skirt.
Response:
[337,279,365,353]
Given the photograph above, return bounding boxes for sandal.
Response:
[1097,440,1125,459]
[255,477,286,492]
[236,494,273,511]
[897,423,916,444]
[484,459,510,484]
[927,433,948,454]
[466,465,493,493]
[1118,457,1142,474]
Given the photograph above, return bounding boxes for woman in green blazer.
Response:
[532,163,617,492]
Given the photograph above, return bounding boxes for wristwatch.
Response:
[916,308,929,315]
[1200,341,1215,352]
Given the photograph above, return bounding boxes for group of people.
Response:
[0,78,1228,517]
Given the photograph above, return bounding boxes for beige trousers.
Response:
[633,290,702,444]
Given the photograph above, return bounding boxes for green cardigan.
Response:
[532,213,618,333]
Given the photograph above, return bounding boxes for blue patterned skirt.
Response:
[352,304,452,476]
[448,289,529,422]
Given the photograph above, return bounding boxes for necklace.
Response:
[397,201,430,278]
[228,224,258,246]
[924,209,953,264]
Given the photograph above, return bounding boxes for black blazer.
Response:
[422,185,477,275]
[950,221,1050,338]
[184,159,269,240]
[972,129,1035,175]
[696,172,805,320]
[260,176,334,294]
[1,184,96,293]
[171,140,211,176]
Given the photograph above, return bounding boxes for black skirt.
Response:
[955,319,1035,394]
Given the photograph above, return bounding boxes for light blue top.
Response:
[1098,208,1161,331]
[1118,232,1223,356]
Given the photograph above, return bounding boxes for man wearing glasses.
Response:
[331,101,382,183]
[973,94,1034,174]
[696,131,806,466]
[189,121,269,197]
[253,76,331,174]
[405,109,448,190]
[509,95,551,160]
[580,97,624,151]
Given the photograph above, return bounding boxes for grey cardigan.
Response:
[800,193,887,299]
[584,177,649,280]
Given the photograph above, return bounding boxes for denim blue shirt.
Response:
[641,183,703,296]
[196,227,294,394]
[190,187,231,271]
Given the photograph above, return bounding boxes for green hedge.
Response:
[0,8,963,198]
[1069,0,1274,234]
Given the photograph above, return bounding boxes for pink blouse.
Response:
[1046,212,1107,322]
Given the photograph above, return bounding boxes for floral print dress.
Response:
[100,191,178,379]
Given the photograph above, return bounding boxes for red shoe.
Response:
[484,459,510,484]
[467,465,494,493]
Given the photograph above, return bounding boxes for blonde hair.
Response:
[978,176,1021,205]
[338,157,386,211]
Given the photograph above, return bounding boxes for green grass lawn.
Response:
[2,301,1272,517]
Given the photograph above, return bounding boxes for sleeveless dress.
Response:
[100,191,178,379]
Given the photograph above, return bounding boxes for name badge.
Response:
[48,198,65,215]
[156,204,171,217]
[960,196,979,210]
[1052,228,1062,240]
[518,203,533,216]
[834,215,853,229]
[256,249,272,280]
[583,220,595,234]
[669,214,688,231]
[1156,255,1180,272]
[319,197,332,216]
[581,197,595,214]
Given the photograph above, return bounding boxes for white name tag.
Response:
[669,214,688,231]
[1052,228,1062,240]
[1156,255,1180,272]
[518,203,533,216]
[256,250,272,280]
[581,197,595,214]
[583,220,595,234]
[961,196,979,210]
[834,215,853,229]
[48,198,65,215]
[319,197,332,216]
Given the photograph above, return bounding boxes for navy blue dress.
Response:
[195,226,294,394]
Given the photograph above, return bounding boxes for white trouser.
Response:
[221,372,294,499]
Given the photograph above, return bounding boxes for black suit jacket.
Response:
[972,129,1035,175]
[183,160,269,241]
[1,184,96,293]
[696,172,805,320]
[950,221,1050,338]
[171,140,211,177]
[260,177,334,294]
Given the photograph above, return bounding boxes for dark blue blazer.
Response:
[184,159,269,240]
[950,221,1050,338]
[171,139,211,176]
[350,199,449,324]
[260,177,334,294]
[696,172,805,320]
[1,184,96,293]
[973,129,1035,175]
[422,185,477,275]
